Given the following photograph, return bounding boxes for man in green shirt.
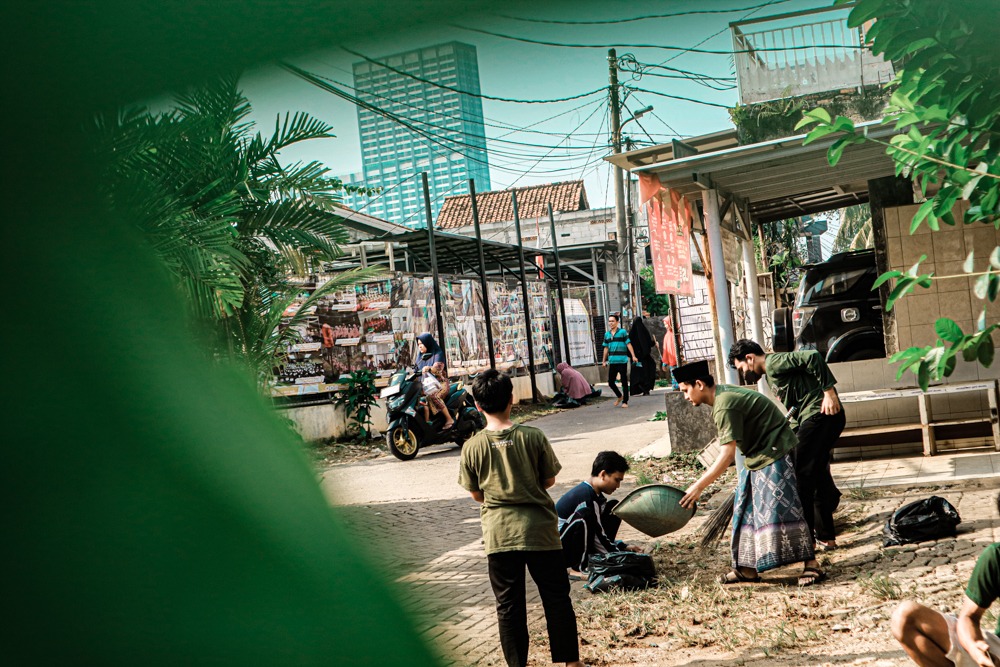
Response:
[891,494,1000,666]
[729,339,846,550]
[458,370,584,667]
[677,360,824,586]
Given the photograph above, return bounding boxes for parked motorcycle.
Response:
[381,370,485,461]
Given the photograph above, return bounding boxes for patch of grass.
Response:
[858,574,902,601]
[649,411,668,422]
[845,477,885,500]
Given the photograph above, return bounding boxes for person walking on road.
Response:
[458,370,585,667]
[676,359,824,587]
[602,313,638,408]
[728,339,845,550]
[628,316,658,397]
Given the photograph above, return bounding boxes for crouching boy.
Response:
[458,370,584,667]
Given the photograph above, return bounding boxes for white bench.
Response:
[838,380,1000,456]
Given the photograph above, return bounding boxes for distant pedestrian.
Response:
[556,451,642,577]
[661,315,679,390]
[458,370,585,667]
[628,316,658,397]
[602,313,638,408]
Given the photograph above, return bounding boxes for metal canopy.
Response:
[374,229,555,276]
[607,120,900,223]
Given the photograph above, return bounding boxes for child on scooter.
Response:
[421,361,454,430]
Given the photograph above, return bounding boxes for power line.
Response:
[655,0,789,67]
[285,64,609,170]
[452,25,864,55]
[621,85,733,109]
[343,47,609,104]
[492,0,796,25]
[302,56,623,141]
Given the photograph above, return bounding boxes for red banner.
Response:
[638,172,694,296]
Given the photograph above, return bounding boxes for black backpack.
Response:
[883,496,961,546]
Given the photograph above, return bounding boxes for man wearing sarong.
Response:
[677,360,824,586]
[728,339,845,550]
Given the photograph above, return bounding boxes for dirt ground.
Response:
[511,479,1000,667]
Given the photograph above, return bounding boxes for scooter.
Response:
[381,369,485,461]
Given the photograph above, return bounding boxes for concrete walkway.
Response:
[833,448,1000,489]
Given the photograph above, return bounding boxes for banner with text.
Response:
[638,172,694,296]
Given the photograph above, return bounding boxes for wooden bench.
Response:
[838,380,1000,456]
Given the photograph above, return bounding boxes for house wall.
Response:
[828,200,1000,458]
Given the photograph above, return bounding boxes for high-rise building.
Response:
[341,42,491,227]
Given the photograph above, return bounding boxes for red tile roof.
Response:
[436,180,589,229]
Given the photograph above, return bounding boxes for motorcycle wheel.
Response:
[387,425,420,461]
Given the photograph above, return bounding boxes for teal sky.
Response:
[242,0,835,212]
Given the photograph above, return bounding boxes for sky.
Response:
[241,0,838,213]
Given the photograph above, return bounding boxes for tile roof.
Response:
[436,180,589,229]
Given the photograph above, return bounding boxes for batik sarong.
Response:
[731,453,814,572]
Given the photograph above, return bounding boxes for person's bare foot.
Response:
[621,402,629,408]
[567,569,586,581]
[614,397,623,406]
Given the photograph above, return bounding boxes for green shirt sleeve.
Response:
[458,442,481,492]
[773,351,837,390]
[966,543,1000,616]
[535,430,562,481]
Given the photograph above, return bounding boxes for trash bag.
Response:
[584,551,656,593]
[882,496,961,546]
[552,396,582,409]
[587,386,602,399]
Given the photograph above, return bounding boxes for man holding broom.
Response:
[728,340,845,551]
[676,360,824,586]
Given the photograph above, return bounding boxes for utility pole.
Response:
[608,48,630,317]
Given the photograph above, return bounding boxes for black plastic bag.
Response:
[584,552,656,593]
[882,496,961,546]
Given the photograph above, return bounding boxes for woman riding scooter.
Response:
[415,333,454,431]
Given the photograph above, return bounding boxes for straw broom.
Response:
[699,406,798,548]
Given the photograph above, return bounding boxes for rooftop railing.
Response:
[731,6,894,105]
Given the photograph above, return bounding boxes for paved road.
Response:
[322,390,671,666]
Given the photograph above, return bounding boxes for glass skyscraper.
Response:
[342,42,491,227]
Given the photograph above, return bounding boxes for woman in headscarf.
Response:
[556,362,593,402]
[415,333,454,430]
[628,316,658,397]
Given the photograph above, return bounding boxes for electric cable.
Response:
[451,25,864,55]
[492,0,796,25]
[343,47,609,104]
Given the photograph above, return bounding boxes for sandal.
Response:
[816,540,838,551]
[798,567,827,587]
[719,568,761,584]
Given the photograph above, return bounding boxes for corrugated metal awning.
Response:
[608,121,900,223]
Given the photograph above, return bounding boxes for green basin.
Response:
[612,484,695,537]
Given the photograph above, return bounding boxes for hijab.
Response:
[556,362,591,400]
[415,333,446,371]
[628,316,654,359]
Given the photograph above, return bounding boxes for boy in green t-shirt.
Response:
[458,370,584,667]
[891,493,1000,667]
[675,360,823,587]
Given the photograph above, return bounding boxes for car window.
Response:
[800,267,872,303]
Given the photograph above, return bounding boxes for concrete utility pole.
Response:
[608,48,629,317]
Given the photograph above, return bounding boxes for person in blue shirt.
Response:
[602,313,639,408]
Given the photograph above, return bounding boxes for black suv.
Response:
[773,249,886,362]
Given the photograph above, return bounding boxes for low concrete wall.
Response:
[660,391,717,455]
[283,367,565,441]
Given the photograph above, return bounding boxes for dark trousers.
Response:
[791,410,846,542]
[560,498,622,572]
[607,363,629,403]
[487,550,580,667]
